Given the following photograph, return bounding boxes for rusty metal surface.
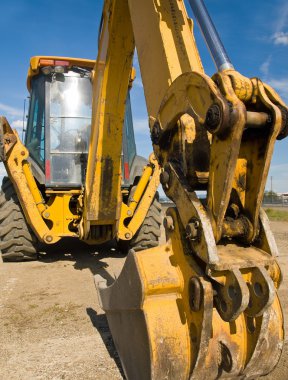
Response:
[0,117,60,244]
[0,117,17,161]
[96,208,284,379]
[91,0,288,377]
[163,162,219,265]
[118,154,160,241]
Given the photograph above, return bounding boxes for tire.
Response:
[118,193,162,253]
[0,177,38,261]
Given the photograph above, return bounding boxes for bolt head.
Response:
[151,122,161,144]
[125,233,131,239]
[189,277,203,312]
[163,216,174,231]
[160,171,170,190]
[160,171,170,185]
[205,104,222,132]
[45,235,53,243]
[186,220,200,241]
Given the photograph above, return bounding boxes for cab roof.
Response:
[27,56,95,92]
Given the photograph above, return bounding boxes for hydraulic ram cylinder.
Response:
[188,0,234,72]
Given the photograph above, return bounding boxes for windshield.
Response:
[26,68,137,187]
[49,73,91,153]
[47,72,92,186]
[25,76,46,168]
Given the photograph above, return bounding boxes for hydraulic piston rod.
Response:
[188,0,234,71]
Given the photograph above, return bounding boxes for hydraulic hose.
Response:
[187,0,234,72]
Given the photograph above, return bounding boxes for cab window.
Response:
[25,75,45,168]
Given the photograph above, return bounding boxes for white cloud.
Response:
[275,2,288,33]
[267,78,288,103]
[11,119,23,128]
[134,118,149,134]
[260,56,271,78]
[0,102,22,117]
[259,55,288,103]
[270,2,288,45]
[272,32,288,46]
[11,119,25,139]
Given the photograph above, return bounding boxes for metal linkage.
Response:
[188,0,234,71]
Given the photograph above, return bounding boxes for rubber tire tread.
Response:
[0,177,38,261]
[119,194,162,253]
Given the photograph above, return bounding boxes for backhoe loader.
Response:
[0,56,161,260]
[1,0,288,379]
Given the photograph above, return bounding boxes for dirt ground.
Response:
[0,219,287,380]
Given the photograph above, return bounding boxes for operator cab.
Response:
[25,57,138,188]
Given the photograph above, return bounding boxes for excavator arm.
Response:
[93,0,288,378]
[80,0,135,241]
[80,0,161,244]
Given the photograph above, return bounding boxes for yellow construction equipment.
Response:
[94,0,287,378]
[1,0,287,378]
[0,55,161,258]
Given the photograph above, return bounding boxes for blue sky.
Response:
[0,0,288,192]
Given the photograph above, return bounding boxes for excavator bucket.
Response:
[95,208,284,380]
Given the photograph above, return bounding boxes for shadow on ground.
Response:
[37,238,127,378]
[38,238,126,286]
[86,307,126,378]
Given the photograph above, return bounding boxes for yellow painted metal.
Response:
[207,71,285,242]
[45,189,81,195]
[232,158,247,206]
[0,117,81,242]
[0,117,60,244]
[22,161,46,214]
[127,165,153,214]
[118,154,160,240]
[98,207,283,379]
[91,0,287,377]
[207,71,247,241]
[27,56,95,91]
[128,0,204,119]
[43,193,79,237]
[223,69,253,103]
[82,0,135,239]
